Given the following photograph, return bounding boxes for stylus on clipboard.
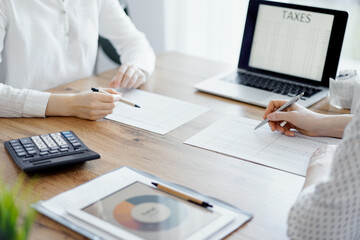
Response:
[151,182,213,209]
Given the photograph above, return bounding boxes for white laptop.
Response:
[195,0,348,107]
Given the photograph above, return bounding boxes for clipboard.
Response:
[33,167,253,239]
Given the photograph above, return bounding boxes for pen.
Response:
[254,92,304,130]
[91,87,140,108]
[151,182,213,208]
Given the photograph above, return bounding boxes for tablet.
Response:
[68,181,238,240]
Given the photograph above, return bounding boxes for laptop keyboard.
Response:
[221,72,322,98]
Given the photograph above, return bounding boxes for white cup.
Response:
[329,70,359,109]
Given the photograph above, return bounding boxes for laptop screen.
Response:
[248,4,334,82]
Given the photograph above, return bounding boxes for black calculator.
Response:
[4,131,100,172]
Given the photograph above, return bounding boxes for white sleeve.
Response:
[287,104,360,239]
[98,0,156,77]
[0,84,51,118]
[0,4,50,118]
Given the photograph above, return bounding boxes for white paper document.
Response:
[34,167,252,240]
[105,89,208,134]
[185,117,341,176]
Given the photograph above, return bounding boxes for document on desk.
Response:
[106,89,208,134]
[185,117,341,176]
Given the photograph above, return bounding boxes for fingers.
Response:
[92,102,116,110]
[267,111,296,123]
[263,100,289,119]
[110,64,129,88]
[268,121,277,131]
[100,88,122,96]
[134,75,145,89]
[127,72,139,89]
[110,64,146,89]
[268,120,295,136]
[120,66,135,88]
[90,92,121,103]
[87,109,114,121]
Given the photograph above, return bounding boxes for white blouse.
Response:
[288,104,360,239]
[0,0,155,117]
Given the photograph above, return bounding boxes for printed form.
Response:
[106,89,208,135]
[185,117,340,176]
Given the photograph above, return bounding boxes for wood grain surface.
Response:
[0,52,349,240]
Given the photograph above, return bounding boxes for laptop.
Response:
[195,0,348,107]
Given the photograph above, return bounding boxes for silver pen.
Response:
[254,92,304,130]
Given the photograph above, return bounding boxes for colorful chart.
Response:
[113,195,188,231]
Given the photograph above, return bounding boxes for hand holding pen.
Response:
[255,93,320,137]
[91,87,141,108]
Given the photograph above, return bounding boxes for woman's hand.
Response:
[263,100,324,137]
[110,63,146,89]
[263,100,352,138]
[46,88,121,120]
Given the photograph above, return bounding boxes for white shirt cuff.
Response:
[22,90,51,118]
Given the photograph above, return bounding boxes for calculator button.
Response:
[13,146,23,150]
[60,148,68,152]
[15,149,25,153]
[72,142,81,148]
[50,150,59,154]
[10,139,19,144]
[50,146,60,150]
[50,133,67,146]
[23,143,35,148]
[31,136,48,150]
[11,142,20,147]
[20,138,32,145]
[16,152,26,157]
[39,152,48,156]
[25,147,35,152]
[41,135,57,148]
[27,150,37,155]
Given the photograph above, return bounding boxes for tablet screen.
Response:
[82,182,220,240]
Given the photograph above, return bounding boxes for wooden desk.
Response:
[0,52,348,240]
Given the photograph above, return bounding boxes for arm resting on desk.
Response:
[264,100,353,138]
[45,89,121,120]
[0,83,121,120]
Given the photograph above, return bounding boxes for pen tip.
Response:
[203,202,213,208]
[151,182,158,187]
[135,105,141,108]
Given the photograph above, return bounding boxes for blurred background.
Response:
[97,0,360,72]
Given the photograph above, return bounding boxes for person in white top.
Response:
[263,100,360,239]
[0,0,155,120]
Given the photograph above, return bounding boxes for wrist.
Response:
[45,94,75,117]
[315,114,352,138]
